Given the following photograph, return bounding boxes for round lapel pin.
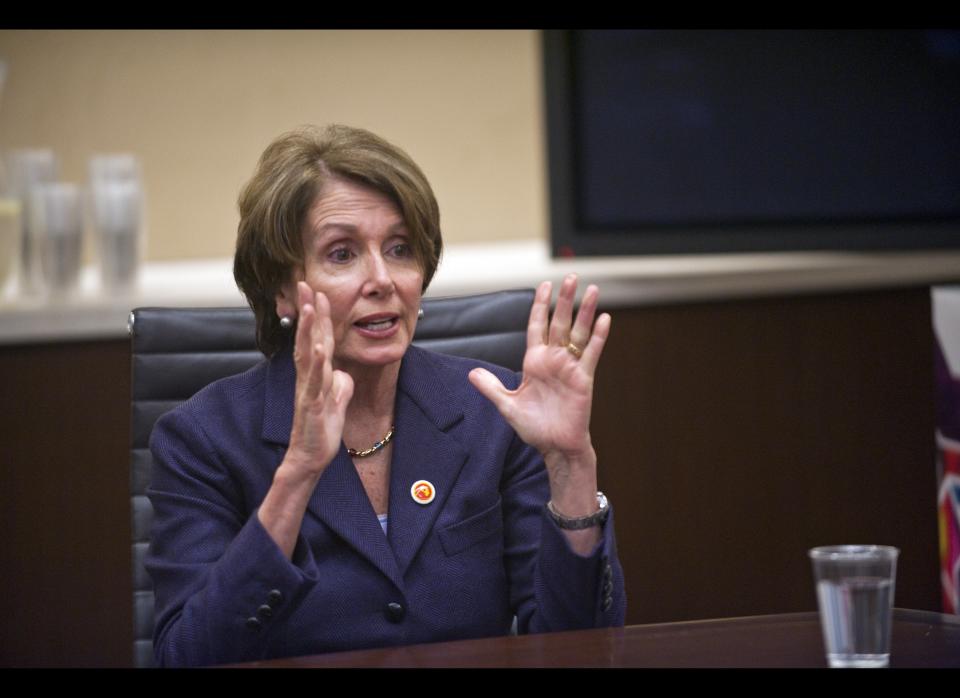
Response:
[410,480,435,505]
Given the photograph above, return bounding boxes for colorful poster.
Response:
[932,287,960,614]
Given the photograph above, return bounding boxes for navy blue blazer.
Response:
[147,344,626,666]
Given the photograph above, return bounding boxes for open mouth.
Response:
[354,315,399,332]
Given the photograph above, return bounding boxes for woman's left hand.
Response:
[469,275,610,475]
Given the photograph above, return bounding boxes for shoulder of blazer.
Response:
[154,354,267,423]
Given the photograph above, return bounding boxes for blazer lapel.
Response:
[387,346,468,576]
[308,448,403,588]
[260,348,403,589]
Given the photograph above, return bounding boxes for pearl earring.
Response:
[279,316,293,329]
[418,307,424,319]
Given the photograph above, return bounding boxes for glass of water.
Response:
[5,149,59,294]
[28,182,84,294]
[88,153,144,292]
[89,178,143,291]
[809,545,899,668]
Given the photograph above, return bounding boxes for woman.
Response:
[146,124,625,667]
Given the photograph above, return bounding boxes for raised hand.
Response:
[285,281,355,477]
[469,275,610,466]
[258,282,355,558]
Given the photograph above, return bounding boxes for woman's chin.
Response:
[335,344,409,373]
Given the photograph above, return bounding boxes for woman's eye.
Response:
[328,247,353,263]
[390,243,412,258]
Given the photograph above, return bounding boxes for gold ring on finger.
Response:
[566,342,583,359]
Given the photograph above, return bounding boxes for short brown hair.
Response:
[233,124,443,356]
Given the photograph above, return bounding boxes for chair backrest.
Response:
[129,289,535,667]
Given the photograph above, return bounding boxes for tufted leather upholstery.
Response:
[129,289,535,667]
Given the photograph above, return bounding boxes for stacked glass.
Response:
[88,154,145,292]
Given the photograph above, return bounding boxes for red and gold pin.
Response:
[410,480,435,505]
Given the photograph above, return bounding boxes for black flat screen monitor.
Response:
[544,30,960,257]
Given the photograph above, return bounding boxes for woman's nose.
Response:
[361,252,395,296]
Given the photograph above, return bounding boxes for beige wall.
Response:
[0,30,546,262]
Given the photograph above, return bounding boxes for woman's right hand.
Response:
[285,281,355,478]
[258,283,354,558]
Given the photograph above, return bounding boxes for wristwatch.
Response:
[547,492,610,530]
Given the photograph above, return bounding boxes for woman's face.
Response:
[276,178,424,373]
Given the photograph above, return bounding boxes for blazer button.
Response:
[267,589,283,606]
[385,602,406,623]
[257,604,274,619]
[603,563,613,581]
[602,596,613,612]
[602,580,613,596]
[246,616,263,631]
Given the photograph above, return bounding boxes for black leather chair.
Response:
[129,289,535,667]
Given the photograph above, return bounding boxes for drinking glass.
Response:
[89,153,141,185]
[89,179,143,291]
[88,153,144,291]
[0,196,20,295]
[5,149,59,293]
[809,545,899,668]
[28,182,84,293]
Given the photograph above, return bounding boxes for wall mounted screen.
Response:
[544,30,960,257]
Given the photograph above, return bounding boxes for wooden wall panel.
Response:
[593,288,939,624]
[0,340,132,667]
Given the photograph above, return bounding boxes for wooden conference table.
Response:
[231,609,960,668]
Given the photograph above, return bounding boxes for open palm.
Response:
[469,276,610,461]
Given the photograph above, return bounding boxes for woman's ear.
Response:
[275,282,297,321]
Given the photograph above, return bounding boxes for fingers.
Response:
[314,291,334,396]
[580,312,611,374]
[568,283,599,351]
[293,295,314,369]
[468,367,513,419]
[545,276,607,374]
[527,281,551,349]
[294,282,336,403]
[303,341,327,402]
[548,274,577,346]
[533,275,601,357]
[331,369,354,407]
[293,281,313,363]
[297,280,313,309]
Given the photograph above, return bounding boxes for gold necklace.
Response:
[347,425,396,458]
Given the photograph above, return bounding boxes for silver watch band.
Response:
[546,492,610,530]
